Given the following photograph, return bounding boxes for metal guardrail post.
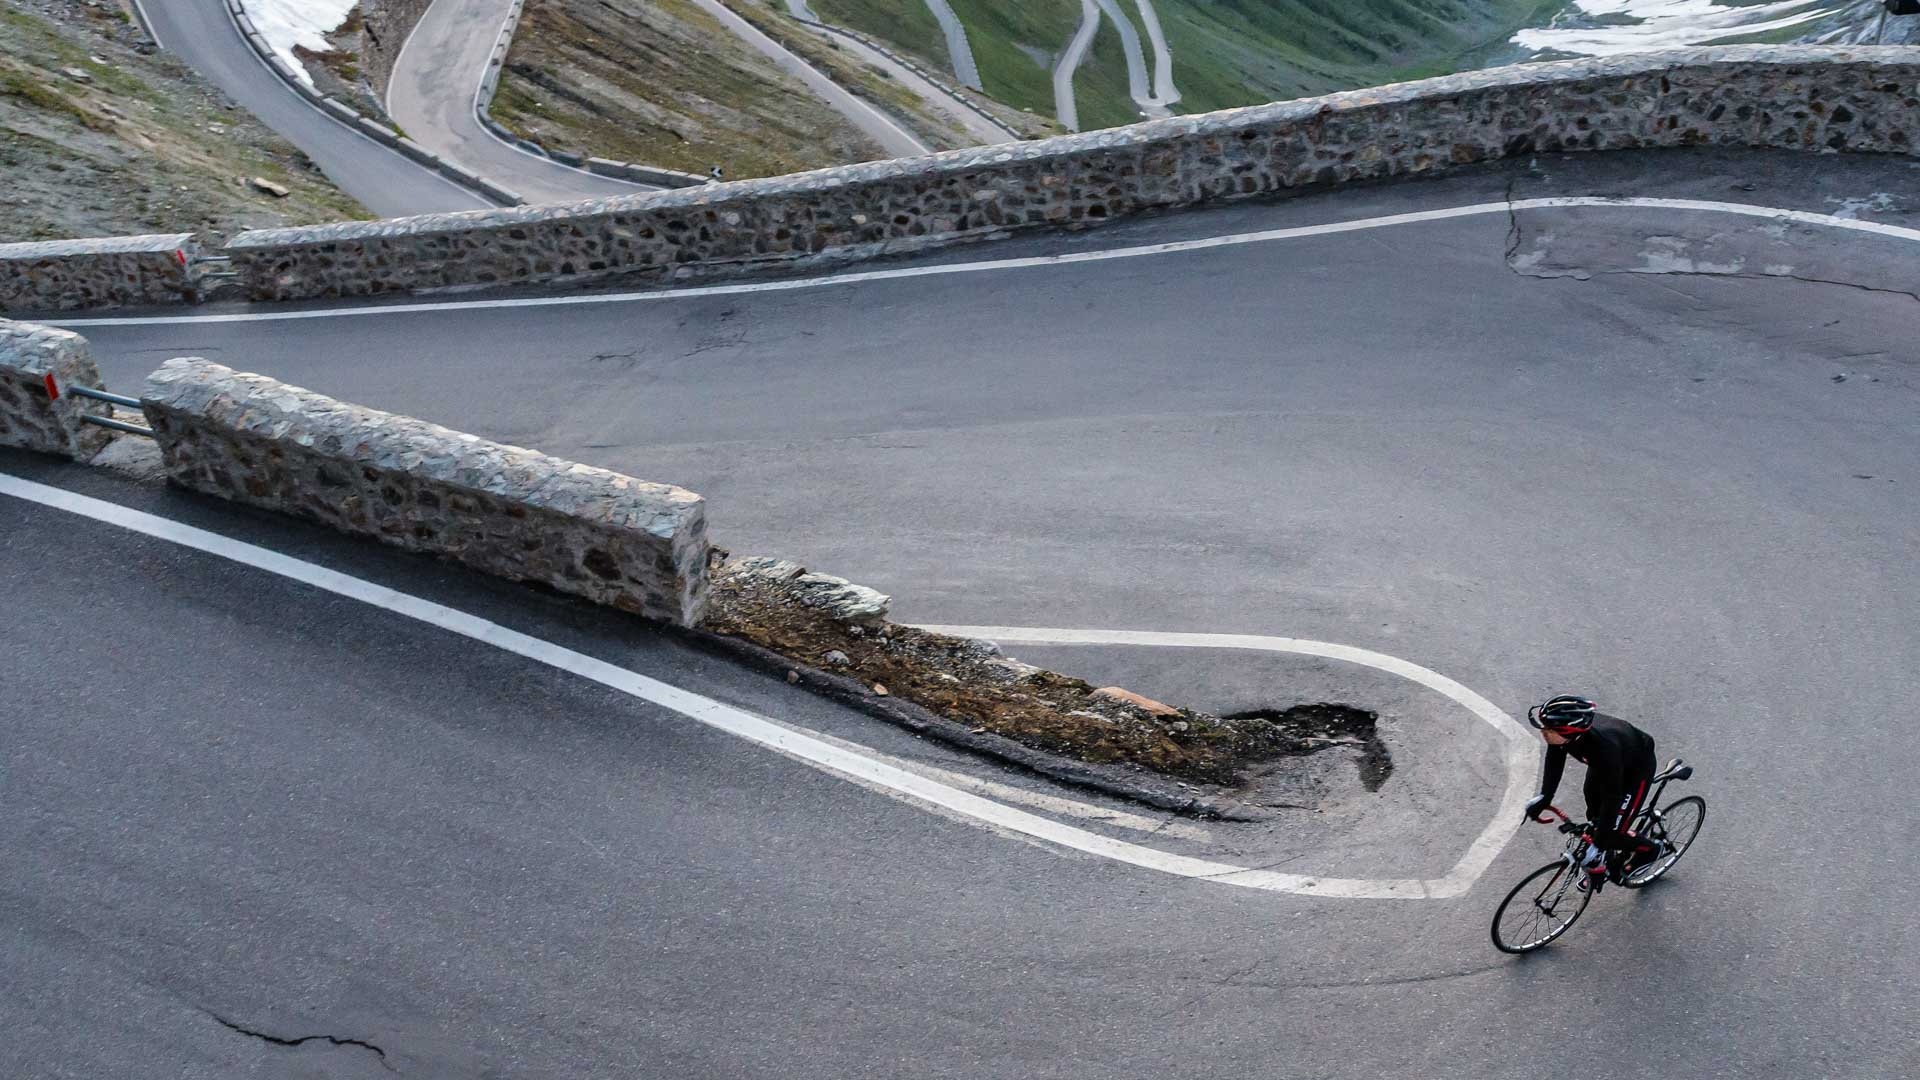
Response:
[63,385,155,437]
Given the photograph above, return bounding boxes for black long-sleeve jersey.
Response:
[1538,712,1658,848]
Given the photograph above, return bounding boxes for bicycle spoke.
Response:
[1626,797,1704,886]
[1496,862,1588,952]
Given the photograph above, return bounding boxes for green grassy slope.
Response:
[796,0,1566,129]
[1157,0,1567,112]
[811,0,953,69]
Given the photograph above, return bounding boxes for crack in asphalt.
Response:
[1233,960,1512,994]
[1501,175,1524,266]
[1565,267,1920,306]
[1172,957,1509,1012]
[1520,263,1920,305]
[1170,957,1268,1015]
[207,1011,397,1073]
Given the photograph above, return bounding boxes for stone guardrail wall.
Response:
[0,234,197,313]
[219,46,1920,302]
[226,0,525,206]
[142,358,712,626]
[474,0,708,189]
[0,321,112,460]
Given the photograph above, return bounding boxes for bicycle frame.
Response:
[1533,757,1693,869]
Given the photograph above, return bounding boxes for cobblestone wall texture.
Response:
[221,47,1920,301]
[0,234,197,313]
[0,320,113,459]
[142,359,712,626]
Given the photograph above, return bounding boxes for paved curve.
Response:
[9,150,1920,1077]
[1056,0,1180,129]
[780,0,1017,145]
[386,0,649,205]
[1055,0,1101,130]
[141,0,491,217]
[681,0,930,158]
[922,0,984,90]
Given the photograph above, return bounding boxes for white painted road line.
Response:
[921,626,1539,901]
[3,472,1517,899]
[49,197,1920,328]
[794,723,1216,843]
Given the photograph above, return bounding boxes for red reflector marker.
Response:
[43,373,59,400]
[174,249,187,268]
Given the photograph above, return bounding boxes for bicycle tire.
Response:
[1491,860,1593,954]
[1621,795,1706,889]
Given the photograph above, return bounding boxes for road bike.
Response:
[1490,758,1706,954]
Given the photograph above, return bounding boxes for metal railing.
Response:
[66,385,154,437]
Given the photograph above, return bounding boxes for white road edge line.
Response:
[920,626,1538,899]
[796,723,1217,843]
[126,0,164,49]
[3,472,1517,900]
[49,197,1920,328]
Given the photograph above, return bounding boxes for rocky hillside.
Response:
[491,0,912,181]
[0,0,366,243]
[1806,1,1920,44]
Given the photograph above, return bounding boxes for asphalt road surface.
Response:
[6,149,1918,1078]
[385,0,650,205]
[141,0,492,217]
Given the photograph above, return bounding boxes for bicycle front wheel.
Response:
[1491,860,1593,954]
[1622,795,1706,888]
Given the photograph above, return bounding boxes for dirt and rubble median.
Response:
[698,552,1389,813]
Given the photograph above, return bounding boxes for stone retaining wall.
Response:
[0,321,113,460]
[220,46,1920,302]
[0,234,197,312]
[142,359,712,626]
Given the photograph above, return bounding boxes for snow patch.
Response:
[246,0,358,89]
[1825,193,1899,220]
[1514,1,1841,56]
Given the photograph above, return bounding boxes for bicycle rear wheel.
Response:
[1622,795,1705,888]
[1491,860,1592,954]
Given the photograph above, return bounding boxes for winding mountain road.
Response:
[7,149,1919,1077]
[779,0,1018,145]
[386,0,650,204]
[922,0,984,89]
[1056,0,1181,129]
[682,0,930,158]
[139,0,490,216]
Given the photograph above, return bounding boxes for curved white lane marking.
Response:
[920,626,1537,900]
[4,472,1519,900]
[50,197,1920,328]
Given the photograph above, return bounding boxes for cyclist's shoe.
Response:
[1577,864,1607,894]
[1623,845,1663,877]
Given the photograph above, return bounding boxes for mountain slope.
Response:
[810,0,1564,130]
[0,0,366,242]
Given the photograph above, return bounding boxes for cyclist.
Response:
[1522,695,1660,891]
